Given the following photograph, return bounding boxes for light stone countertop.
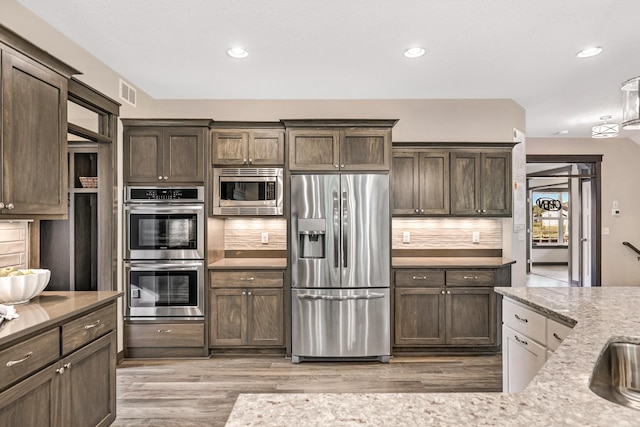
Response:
[226,287,640,426]
[208,258,287,269]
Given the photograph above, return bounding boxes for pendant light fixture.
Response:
[622,76,640,130]
[591,115,619,138]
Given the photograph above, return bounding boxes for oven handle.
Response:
[126,261,204,270]
[125,205,204,213]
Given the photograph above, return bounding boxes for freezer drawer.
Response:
[291,288,390,361]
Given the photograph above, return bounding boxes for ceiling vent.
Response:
[119,79,137,107]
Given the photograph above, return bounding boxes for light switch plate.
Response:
[402,231,411,243]
[472,231,480,243]
[261,232,269,244]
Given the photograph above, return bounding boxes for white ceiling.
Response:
[17,0,640,138]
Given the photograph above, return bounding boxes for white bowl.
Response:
[0,269,51,304]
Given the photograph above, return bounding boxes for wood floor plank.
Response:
[112,355,502,427]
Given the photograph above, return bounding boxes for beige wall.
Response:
[528,137,640,286]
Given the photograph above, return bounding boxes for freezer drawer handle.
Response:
[297,293,386,301]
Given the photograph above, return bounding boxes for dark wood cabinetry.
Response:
[0,26,78,218]
[212,124,284,166]
[209,270,284,348]
[285,120,396,171]
[123,119,208,184]
[392,144,514,217]
[394,266,509,352]
[0,294,119,427]
[450,151,512,216]
[124,322,206,358]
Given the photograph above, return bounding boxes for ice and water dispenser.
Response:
[298,218,326,259]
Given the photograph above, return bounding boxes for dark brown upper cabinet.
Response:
[284,119,397,171]
[392,150,450,215]
[122,119,209,184]
[212,124,284,166]
[0,25,79,218]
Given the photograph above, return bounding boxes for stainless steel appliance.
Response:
[213,167,283,215]
[125,186,205,260]
[290,174,391,363]
[124,186,205,320]
[124,260,205,319]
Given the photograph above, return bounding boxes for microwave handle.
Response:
[125,205,204,212]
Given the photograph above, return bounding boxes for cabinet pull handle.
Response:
[6,352,32,367]
[463,276,479,280]
[239,277,255,281]
[412,276,427,280]
[514,335,528,346]
[84,319,101,329]
[157,329,172,333]
[514,314,528,323]
[553,332,562,342]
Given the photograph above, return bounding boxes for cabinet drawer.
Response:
[0,328,59,391]
[546,318,573,352]
[446,270,495,287]
[394,270,445,287]
[503,298,546,344]
[125,323,205,348]
[210,270,284,288]
[61,304,117,355]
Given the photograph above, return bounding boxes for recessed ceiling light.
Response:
[227,47,248,59]
[403,47,425,59]
[576,47,603,58]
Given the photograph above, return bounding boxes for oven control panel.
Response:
[125,187,204,202]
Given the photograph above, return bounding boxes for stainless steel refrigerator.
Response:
[290,174,390,363]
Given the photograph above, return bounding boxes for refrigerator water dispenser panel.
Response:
[298,218,326,259]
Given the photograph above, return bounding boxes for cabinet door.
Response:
[288,129,340,171]
[0,365,59,427]
[446,287,496,346]
[340,128,390,170]
[418,152,450,214]
[164,127,205,183]
[391,152,419,215]
[210,289,246,346]
[247,289,284,346]
[62,332,116,427]
[212,130,249,165]
[249,130,284,165]
[480,151,511,215]
[123,127,163,183]
[502,325,546,393]
[2,50,67,215]
[394,288,446,345]
[450,152,480,215]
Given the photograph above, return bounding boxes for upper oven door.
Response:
[125,204,204,259]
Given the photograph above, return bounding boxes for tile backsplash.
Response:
[0,221,29,268]
[224,218,287,251]
[392,218,502,250]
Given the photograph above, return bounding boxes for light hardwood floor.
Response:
[112,354,502,426]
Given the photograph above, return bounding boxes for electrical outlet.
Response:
[402,231,411,243]
[612,209,621,217]
[261,232,269,244]
[472,231,480,243]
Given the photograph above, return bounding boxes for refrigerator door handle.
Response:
[296,293,386,301]
[342,190,348,268]
[333,190,340,268]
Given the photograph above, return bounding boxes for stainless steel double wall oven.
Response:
[124,186,205,320]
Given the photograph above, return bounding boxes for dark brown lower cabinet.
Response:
[395,288,446,345]
[0,331,116,427]
[446,288,497,346]
[210,288,284,347]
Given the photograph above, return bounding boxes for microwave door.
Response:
[291,174,340,289]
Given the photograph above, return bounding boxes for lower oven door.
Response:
[125,260,205,319]
[291,288,390,361]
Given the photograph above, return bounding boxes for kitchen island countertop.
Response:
[208,258,287,269]
[226,286,640,426]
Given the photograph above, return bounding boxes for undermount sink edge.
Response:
[589,337,640,411]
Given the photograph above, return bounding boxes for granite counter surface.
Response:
[226,287,640,426]
[208,258,287,270]
[0,291,122,347]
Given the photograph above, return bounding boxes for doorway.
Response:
[526,155,602,287]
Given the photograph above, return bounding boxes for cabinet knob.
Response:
[441,290,445,295]
[56,367,65,375]
[248,291,252,296]
[164,176,168,180]
[63,362,72,369]
[158,176,163,180]
[340,164,345,168]
[242,291,246,295]
[481,209,487,213]
[0,202,4,209]
[446,290,451,295]
[249,158,253,164]
[334,164,339,168]
[415,209,419,213]
[420,209,424,213]
[7,203,14,210]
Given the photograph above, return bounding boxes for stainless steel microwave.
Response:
[212,168,283,215]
